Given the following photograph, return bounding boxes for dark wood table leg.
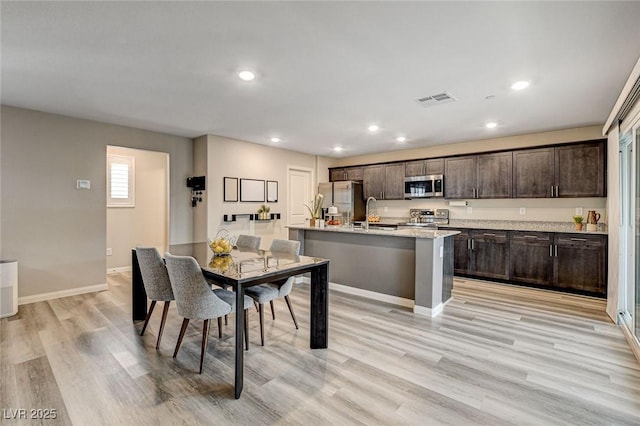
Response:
[234,284,245,399]
[310,263,328,349]
[131,249,148,321]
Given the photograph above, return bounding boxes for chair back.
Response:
[135,247,174,301]
[270,239,300,255]
[236,234,261,250]
[164,253,231,320]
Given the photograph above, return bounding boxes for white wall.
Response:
[203,135,326,249]
[106,146,168,271]
[0,106,193,299]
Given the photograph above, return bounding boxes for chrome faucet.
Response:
[365,196,377,230]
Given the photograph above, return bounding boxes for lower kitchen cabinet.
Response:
[509,231,554,286]
[555,233,607,295]
[454,229,607,297]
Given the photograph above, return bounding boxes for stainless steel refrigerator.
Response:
[318,181,366,223]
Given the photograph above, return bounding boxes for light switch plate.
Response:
[519,207,526,215]
[77,179,91,190]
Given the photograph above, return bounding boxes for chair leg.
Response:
[244,309,249,351]
[254,300,259,312]
[218,317,223,338]
[140,300,156,336]
[156,301,170,350]
[225,315,228,325]
[173,318,189,358]
[259,303,265,346]
[270,300,276,320]
[284,295,299,329]
[200,319,210,374]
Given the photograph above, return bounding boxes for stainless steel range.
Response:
[398,209,449,229]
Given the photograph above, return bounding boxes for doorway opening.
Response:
[106,146,170,273]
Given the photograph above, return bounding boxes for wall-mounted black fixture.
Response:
[187,176,206,207]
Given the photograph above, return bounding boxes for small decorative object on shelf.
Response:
[209,229,235,256]
[257,204,270,220]
[572,215,584,231]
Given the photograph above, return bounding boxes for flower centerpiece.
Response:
[305,193,324,226]
[257,204,270,220]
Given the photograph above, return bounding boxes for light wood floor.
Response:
[2,274,639,425]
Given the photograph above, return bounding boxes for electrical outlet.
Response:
[519,207,526,215]
[106,248,112,256]
[575,207,583,216]
[466,206,473,214]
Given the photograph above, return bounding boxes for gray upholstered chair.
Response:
[245,239,301,346]
[165,253,234,374]
[235,234,261,250]
[135,246,174,350]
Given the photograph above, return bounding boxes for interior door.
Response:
[288,167,312,227]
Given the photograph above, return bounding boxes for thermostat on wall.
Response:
[76,179,91,190]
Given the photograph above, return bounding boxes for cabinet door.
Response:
[425,158,444,175]
[470,230,509,280]
[384,163,405,200]
[513,148,555,198]
[346,167,363,181]
[444,156,476,199]
[404,160,425,177]
[555,141,606,197]
[452,229,470,275]
[477,152,512,198]
[509,231,554,286]
[554,234,607,296]
[363,165,385,199]
[329,169,346,182]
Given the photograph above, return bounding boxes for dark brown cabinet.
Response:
[405,158,444,177]
[513,141,606,198]
[469,230,510,280]
[445,152,512,199]
[329,166,363,182]
[554,233,607,295]
[510,231,554,286]
[363,163,404,200]
[451,229,509,280]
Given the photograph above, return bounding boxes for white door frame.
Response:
[287,165,315,226]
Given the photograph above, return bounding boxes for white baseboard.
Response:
[413,303,443,317]
[107,266,132,275]
[18,283,109,305]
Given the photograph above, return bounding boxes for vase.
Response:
[309,218,316,227]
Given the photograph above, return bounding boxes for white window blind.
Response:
[107,154,135,207]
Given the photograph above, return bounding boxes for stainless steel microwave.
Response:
[404,175,444,198]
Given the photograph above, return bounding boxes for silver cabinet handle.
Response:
[483,233,496,237]
[524,235,537,239]
[554,245,558,257]
[555,186,559,197]
[570,238,587,242]
[467,239,471,250]
[549,245,553,256]
[551,186,554,197]
[471,239,475,250]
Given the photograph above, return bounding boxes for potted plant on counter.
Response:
[573,215,584,231]
[305,193,324,227]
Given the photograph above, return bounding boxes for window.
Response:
[107,154,135,207]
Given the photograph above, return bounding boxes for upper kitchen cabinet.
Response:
[329,166,364,182]
[363,163,404,200]
[445,152,512,199]
[404,158,444,177]
[513,140,606,198]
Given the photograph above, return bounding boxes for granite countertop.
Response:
[287,225,460,240]
[441,219,608,235]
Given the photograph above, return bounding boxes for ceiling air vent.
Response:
[416,91,457,107]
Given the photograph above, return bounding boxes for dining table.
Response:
[131,245,330,399]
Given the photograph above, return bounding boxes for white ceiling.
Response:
[3,1,640,157]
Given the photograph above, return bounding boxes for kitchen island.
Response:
[288,225,459,317]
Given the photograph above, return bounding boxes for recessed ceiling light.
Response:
[511,80,530,91]
[238,70,256,81]
[396,136,407,143]
[270,137,280,143]
[333,146,343,152]
[485,122,498,129]
[368,124,379,132]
